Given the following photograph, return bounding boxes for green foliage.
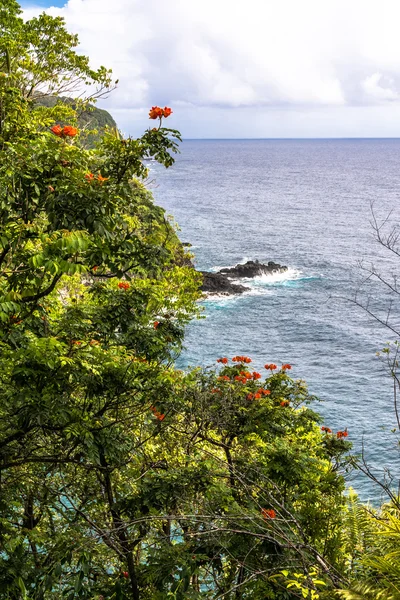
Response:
[338,498,400,600]
[0,3,368,600]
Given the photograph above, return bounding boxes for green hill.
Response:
[36,96,118,147]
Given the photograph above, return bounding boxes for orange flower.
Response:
[336,430,348,439]
[252,372,261,380]
[260,389,271,396]
[254,392,261,399]
[118,282,130,290]
[162,107,173,118]
[211,388,221,394]
[261,508,276,519]
[217,357,228,364]
[247,392,254,401]
[149,106,164,119]
[157,413,165,421]
[280,400,289,407]
[92,266,98,272]
[97,174,109,183]
[85,173,94,181]
[281,363,292,370]
[264,364,277,370]
[321,426,332,433]
[71,340,81,346]
[232,356,252,363]
[51,125,62,136]
[217,375,230,381]
[62,126,78,137]
[154,321,160,329]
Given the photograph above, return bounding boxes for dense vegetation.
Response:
[0,1,399,598]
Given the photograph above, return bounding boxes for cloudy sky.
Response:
[21,0,400,138]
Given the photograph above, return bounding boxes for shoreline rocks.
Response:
[219,260,288,279]
[200,271,250,295]
[199,260,288,296]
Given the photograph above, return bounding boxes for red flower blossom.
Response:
[85,172,94,181]
[211,388,221,394]
[252,372,261,379]
[149,106,164,119]
[217,375,230,381]
[280,400,289,407]
[232,356,252,363]
[260,389,271,396]
[261,508,276,519]
[118,281,130,290]
[122,571,129,579]
[321,426,332,433]
[217,357,228,364]
[247,392,254,400]
[62,125,78,138]
[162,107,173,118]
[50,125,62,136]
[336,430,348,439]
[281,364,292,370]
[264,364,277,370]
[92,266,98,272]
[254,392,261,399]
[154,321,160,329]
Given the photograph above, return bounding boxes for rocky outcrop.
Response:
[219,260,288,278]
[200,271,250,295]
[200,260,288,296]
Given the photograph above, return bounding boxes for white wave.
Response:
[250,267,304,285]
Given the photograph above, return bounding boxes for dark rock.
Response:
[200,271,250,295]
[219,260,287,278]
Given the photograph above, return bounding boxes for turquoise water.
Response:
[150,139,400,501]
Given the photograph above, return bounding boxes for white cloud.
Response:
[22,0,400,136]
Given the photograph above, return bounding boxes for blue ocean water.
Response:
[149,139,400,502]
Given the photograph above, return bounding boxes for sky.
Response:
[20,0,400,138]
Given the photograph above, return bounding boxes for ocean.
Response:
[149,139,400,502]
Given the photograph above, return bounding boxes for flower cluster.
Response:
[261,508,276,519]
[232,356,252,363]
[234,375,248,383]
[51,125,78,138]
[149,106,173,119]
[280,400,290,407]
[217,375,230,381]
[247,389,270,400]
[85,172,109,184]
[118,282,130,290]
[154,321,160,329]
[150,406,165,421]
[217,357,228,364]
[336,430,348,439]
[281,363,292,370]
[321,426,332,433]
[264,364,277,370]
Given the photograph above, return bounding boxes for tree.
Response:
[0,3,354,599]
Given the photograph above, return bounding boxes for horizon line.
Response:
[180,136,400,141]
